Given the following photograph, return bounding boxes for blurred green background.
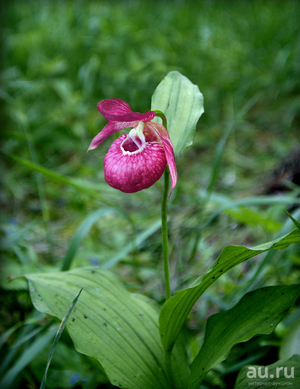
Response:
[1,1,300,388]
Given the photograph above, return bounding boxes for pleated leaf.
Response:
[159,229,300,353]
[188,285,300,389]
[151,71,204,155]
[26,268,190,389]
[26,268,169,389]
[234,355,300,388]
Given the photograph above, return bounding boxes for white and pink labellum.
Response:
[88,98,177,196]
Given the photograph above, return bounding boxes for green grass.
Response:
[1,1,300,388]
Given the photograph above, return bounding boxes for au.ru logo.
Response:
[246,366,294,379]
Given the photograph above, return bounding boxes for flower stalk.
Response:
[153,110,172,301]
[154,110,168,128]
[156,110,174,384]
[162,168,171,300]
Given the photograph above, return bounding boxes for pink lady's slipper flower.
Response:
[88,99,177,196]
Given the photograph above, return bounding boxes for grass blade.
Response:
[1,151,102,199]
[284,209,300,230]
[102,219,162,270]
[40,287,83,389]
[0,326,58,389]
[61,207,134,271]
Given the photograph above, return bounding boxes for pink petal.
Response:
[88,121,131,150]
[147,122,177,196]
[97,99,156,122]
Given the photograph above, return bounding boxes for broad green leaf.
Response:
[188,285,300,389]
[234,355,300,388]
[159,229,300,353]
[151,71,204,155]
[25,268,189,389]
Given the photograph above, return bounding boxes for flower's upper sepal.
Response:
[97,99,132,120]
[89,99,156,150]
[98,99,155,122]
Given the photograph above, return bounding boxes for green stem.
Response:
[162,169,171,300]
[157,110,173,384]
[153,110,167,128]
